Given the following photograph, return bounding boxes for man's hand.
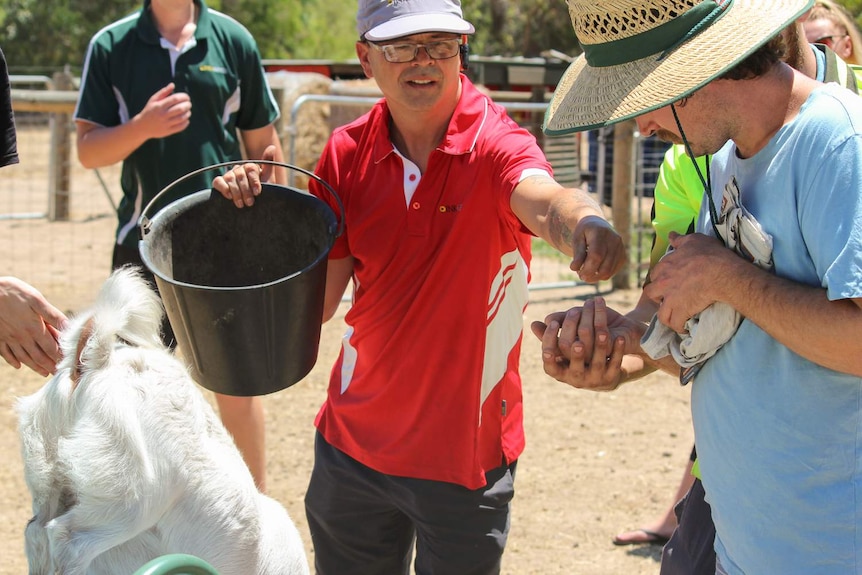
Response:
[211,145,278,208]
[137,83,192,140]
[644,232,739,332]
[530,297,646,391]
[0,278,68,376]
[570,216,626,282]
[75,82,194,170]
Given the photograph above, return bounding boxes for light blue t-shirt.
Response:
[694,83,862,574]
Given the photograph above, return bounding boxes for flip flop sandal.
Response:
[612,529,670,546]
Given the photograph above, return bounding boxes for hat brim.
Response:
[364,13,475,41]
[543,0,813,135]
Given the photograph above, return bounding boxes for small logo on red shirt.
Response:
[439,204,463,213]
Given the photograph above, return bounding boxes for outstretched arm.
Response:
[511,175,626,282]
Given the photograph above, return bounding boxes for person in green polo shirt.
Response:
[73,0,285,492]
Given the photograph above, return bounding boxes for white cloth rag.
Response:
[640,176,774,384]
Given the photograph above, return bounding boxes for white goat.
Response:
[16,267,309,575]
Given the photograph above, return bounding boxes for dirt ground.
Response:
[0,279,694,575]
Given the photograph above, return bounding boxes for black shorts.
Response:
[660,476,716,575]
[305,432,516,575]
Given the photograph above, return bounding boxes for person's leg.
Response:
[112,245,267,491]
[613,446,696,545]
[660,477,716,575]
[407,460,516,575]
[214,393,267,491]
[305,432,415,575]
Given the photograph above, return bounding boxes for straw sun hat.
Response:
[544,0,814,135]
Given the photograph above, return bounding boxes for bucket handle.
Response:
[139,160,345,240]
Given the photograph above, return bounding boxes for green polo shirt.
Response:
[74,0,279,247]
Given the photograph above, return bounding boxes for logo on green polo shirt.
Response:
[199,65,228,74]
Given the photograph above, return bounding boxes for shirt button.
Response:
[409,173,417,181]
[412,202,421,210]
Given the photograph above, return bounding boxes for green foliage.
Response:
[9,0,862,73]
[291,0,362,59]
[844,0,862,30]
[1,0,138,74]
[212,0,358,60]
[464,0,580,58]
[0,0,359,74]
[0,0,580,74]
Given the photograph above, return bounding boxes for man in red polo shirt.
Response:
[214,0,624,572]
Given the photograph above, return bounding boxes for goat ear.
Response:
[70,318,95,392]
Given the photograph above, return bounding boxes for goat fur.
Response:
[16,267,309,575]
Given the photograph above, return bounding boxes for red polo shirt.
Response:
[309,76,552,489]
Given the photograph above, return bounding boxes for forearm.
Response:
[322,256,354,322]
[512,176,623,280]
[613,312,667,385]
[545,187,606,256]
[76,119,151,169]
[634,349,684,379]
[717,262,862,376]
[619,300,683,384]
[618,354,659,384]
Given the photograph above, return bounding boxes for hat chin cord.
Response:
[671,103,721,238]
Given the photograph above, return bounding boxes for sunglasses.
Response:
[366,38,463,63]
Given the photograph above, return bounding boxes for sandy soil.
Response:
[0,277,693,575]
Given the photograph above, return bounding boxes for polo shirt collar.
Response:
[370,75,489,164]
[138,0,212,44]
[437,76,487,156]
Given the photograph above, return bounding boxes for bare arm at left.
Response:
[510,174,626,281]
[0,277,68,376]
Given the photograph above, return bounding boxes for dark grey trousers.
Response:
[305,432,516,575]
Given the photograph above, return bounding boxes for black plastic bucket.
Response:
[138,161,343,396]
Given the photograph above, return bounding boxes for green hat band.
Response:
[582,0,734,67]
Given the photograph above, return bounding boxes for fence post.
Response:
[611,120,635,290]
[48,69,74,221]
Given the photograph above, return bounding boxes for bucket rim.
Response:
[138,160,344,240]
[138,239,327,292]
[138,184,337,292]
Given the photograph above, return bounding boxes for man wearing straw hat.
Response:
[609,14,860,571]
[215,0,627,571]
[535,0,862,573]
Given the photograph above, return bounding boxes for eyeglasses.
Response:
[813,34,848,47]
[366,38,462,63]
